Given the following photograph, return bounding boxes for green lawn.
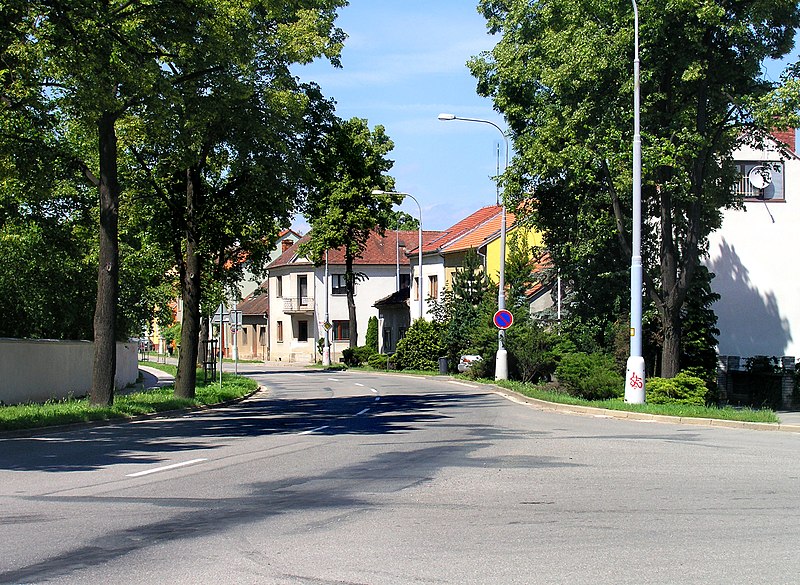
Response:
[0,364,258,432]
[333,364,780,424]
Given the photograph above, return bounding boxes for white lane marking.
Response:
[291,373,306,377]
[449,380,478,388]
[356,408,370,415]
[354,383,365,387]
[327,377,340,382]
[126,458,207,478]
[298,425,329,435]
[370,388,378,394]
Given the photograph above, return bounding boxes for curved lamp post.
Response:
[438,113,509,381]
[373,190,424,321]
[625,0,645,403]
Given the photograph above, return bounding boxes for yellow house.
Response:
[411,205,553,317]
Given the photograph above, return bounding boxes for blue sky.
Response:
[293,1,799,232]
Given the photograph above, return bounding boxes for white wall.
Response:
[0,339,138,405]
[315,264,404,355]
[705,142,800,358]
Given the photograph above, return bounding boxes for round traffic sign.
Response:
[493,309,514,330]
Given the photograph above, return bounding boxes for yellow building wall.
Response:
[485,225,544,283]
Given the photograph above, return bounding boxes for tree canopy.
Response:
[301,117,398,346]
[470,0,799,376]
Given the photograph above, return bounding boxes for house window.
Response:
[276,320,283,343]
[735,161,784,201]
[241,327,248,345]
[331,274,347,295]
[298,275,308,306]
[259,326,266,346]
[400,273,411,289]
[414,277,420,301]
[276,275,283,298]
[333,320,350,341]
[428,275,439,299]
[298,320,309,342]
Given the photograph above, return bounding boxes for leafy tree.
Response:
[470,0,799,377]
[451,248,491,307]
[384,210,420,231]
[1,0,179,404]
[127,2,345,398]
[301,117,398,347]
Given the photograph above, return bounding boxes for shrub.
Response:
[646,372,710,405]
[555,352,624,401]
[365,316,379,354]
[393,319,444,371]
[367,353,392,370]
[506,320,559,383]
[342,345,374,366]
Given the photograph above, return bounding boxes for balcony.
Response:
[283,296,314,314]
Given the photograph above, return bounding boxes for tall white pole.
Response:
[438,113,509,380]
[625,0,646,403]
[323,250,331,366]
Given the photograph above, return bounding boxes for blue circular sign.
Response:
[493,309,514,330]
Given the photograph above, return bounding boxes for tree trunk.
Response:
[175,168,202,399]
[345,252,358,347]
[660,305,682,378]
[90,111,119,407]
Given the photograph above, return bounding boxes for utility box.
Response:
[438,357,448,375]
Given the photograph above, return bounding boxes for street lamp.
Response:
[438,112,509,380]
[373,190,424,321]
[625,0,645,403]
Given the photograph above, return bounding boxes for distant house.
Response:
[705,129,799,359]
[411,205,552,320]
[265,229,441,363]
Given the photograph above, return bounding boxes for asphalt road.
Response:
[1,365,799,584]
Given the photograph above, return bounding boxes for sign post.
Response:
[493,309,514,331]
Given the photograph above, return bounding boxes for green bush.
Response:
[647,372,714,406]
[394,319,444,371]
[342,345,375,366]
[555,352,624,401]
[506,319,559,383]
[365,316,379,354]
[367,353,393,370]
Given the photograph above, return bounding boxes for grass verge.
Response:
[495,379,779,424]
[0,366,258,432]
[306,365,779,424]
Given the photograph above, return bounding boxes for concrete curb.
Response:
[487,386,800,434]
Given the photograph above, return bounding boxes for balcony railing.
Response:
[283,296,314,313]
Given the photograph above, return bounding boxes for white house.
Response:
[705,129,799,359]
[265,229,440,363]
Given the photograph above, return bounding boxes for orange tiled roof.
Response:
[421,205,517,255]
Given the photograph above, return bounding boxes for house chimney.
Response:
[281,239,293,253]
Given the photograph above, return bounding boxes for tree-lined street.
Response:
[2,368,799,584]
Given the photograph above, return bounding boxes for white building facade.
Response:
[705,130,799,359]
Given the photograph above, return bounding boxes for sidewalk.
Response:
[136,365,175,391]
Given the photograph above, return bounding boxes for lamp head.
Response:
[437,113,456,121]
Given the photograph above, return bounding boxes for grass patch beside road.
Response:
[0,368,258,432]
[496,379,779,424]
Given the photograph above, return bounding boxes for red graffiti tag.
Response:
[628,372,643,389]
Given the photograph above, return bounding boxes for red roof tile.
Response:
[266,229,444,270]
